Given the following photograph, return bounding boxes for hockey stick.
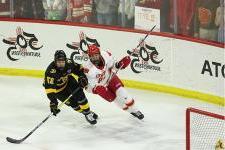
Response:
[106,25,156,83]
[128,25,156,56]
[6,87,81,144]
[136,25,156,49]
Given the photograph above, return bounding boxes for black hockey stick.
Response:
[105,25,157,82]
[105,25,156,85]
[136,25,156,49]
[6,87,80,144]
[6,114,52,144]
[127,25,156,56]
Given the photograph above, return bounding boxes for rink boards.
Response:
[0,19,224,106]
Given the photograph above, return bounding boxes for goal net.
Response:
[186,107,225,150]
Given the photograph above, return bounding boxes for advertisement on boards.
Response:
[172,39,225,97]
[2,26,43,61]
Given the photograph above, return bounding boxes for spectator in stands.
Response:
[0,0,10,17]
[194,0,220,41]
[66,0,93,23]
[169,0,197,36]
[14,0,45,19]
[94,0,119,26]
[215,0,224,43]
[118,0,137,28]
[42,0,67,21]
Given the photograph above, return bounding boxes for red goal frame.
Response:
[186,107,225,150]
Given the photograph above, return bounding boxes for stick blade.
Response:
[6,137,23,144]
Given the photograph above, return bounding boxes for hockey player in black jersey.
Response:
[43,50,98,125]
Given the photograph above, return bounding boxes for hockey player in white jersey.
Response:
[83,44,144,120]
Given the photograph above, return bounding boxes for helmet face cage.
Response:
[88,44,100,57]
[54,50,66,70]
[87,45,101,65]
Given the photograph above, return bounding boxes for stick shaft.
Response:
[136,25,156,49]
[6,87,80,144]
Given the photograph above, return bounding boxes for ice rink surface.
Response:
[0,75,223,150]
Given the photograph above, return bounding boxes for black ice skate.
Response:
[85,112,97,125]
[131,111,144,120]
[91,111,98,120]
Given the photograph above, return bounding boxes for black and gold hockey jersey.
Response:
[43,59,86,103]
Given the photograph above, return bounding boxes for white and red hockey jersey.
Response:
[82,47,142,117]
[83,50,115,93]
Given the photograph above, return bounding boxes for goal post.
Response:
[186,107,225,150]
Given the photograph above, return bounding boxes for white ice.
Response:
[0,75,223,150]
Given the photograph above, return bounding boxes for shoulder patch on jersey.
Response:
[106,51,112,56]
[50,69,56,74]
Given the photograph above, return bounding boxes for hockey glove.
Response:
[50,102,60,116]
[92,85,107,94]
[115,56,131,70]
[78,76,88,88]
[92,85,116,102]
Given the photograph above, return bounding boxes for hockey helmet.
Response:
[87,44,100,56]
[54,50,66,61]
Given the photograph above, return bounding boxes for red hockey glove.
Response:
[92,85,116,102]
[115,56,131,69]
[92,85,107,94]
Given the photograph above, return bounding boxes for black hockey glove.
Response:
[78,76,88,88]
[50,102,60,116]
